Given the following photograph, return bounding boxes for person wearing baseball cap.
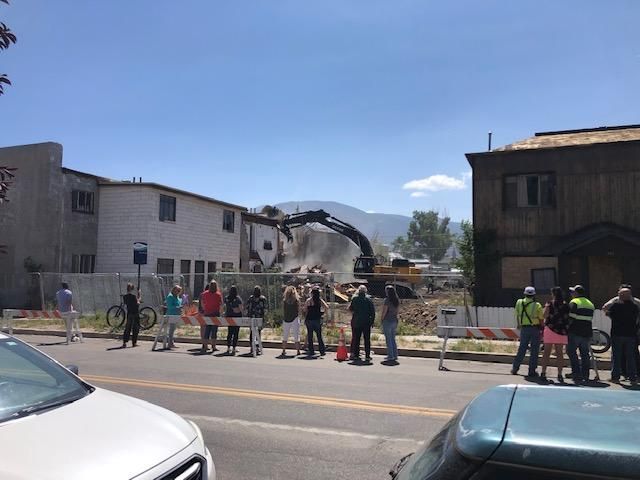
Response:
[567,285,595,384]
[511,286,544,378]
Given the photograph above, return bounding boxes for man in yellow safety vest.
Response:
[567,285,595,384]
[511,286,544,378]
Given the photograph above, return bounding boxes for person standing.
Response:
[540,287,569,382]
[225,285,243,355]
[122,283,141,348]
[602,284,640,375]
[381,285,400,363]
[281,286,301,356]
[198,284,210,345]
[608,287,639,384]
[511,286,544,378]
[165,285,183,349]
[304,287,328,356]
[55,282,73,313]
[349,285,376,362]
[200,281,223,354]
[567,285,595,384]
[247,286,267,355]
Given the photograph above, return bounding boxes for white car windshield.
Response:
[0,336,92,423]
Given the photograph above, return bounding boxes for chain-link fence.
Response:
[1,271,467,335]
[0,273,42,310]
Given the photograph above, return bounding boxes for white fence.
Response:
[436,306,611,336]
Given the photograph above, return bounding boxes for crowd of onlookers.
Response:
[54,279,640,379]
[512,283,639,385]
[155,281,403,364]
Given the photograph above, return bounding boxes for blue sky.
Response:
[2,1,639,221]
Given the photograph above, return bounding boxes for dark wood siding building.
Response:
[466,125,640,307]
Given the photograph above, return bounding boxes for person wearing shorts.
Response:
[281,286,301,356]
[199,280,222,354]
[540,287,569,382]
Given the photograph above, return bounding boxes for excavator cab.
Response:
[353,256,377,276]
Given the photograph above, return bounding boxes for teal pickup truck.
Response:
[390,385,640,480]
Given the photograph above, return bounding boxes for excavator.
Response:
[278,209,422,298]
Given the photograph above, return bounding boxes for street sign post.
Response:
[133,242,148,290]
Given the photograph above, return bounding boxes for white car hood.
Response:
[0,387,197,480]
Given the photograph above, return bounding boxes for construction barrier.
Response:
[153,315,263,357]
[1,309,83,345]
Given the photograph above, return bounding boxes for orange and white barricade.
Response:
[152,315,263,356]
[437,325,520,371]
[1,309,83,344]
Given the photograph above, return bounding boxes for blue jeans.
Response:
[306,319,325,355]
[567,333,591,381]
[512,326,541,375]
[612,336,638,380]
[203,325,218,341]
[383,320,398,359]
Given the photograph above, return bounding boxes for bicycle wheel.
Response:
[106,305,126,329]
[139,306,157,330]
[591,328,611,354]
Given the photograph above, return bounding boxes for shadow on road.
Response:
[36,341,69,347]
[106,345,126,351]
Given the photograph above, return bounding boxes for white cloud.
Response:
[410,191,427,198]
[461,170,472,182]
[402,174,467,192]
[365,210,376,214]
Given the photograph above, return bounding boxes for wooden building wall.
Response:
[471,141,640,254]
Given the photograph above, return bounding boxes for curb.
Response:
[10,328,612,369]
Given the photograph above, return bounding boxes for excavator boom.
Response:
[279,210,375,257]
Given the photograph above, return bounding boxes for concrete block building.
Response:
[0,142,100,275]
[96,181,245,298]
[0,141,247,303]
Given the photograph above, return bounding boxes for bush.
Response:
[396,321,423,336]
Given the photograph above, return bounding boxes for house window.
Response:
[71,190,94,214]
[159,195,176,222]
[263,240,273,251]
[532,268,556,292]
[207,261,217,281]
[504,173,555,208]
[223,210,235,232]
[157,258,174,274]
[71,254,95,273]
[221,262,234,272]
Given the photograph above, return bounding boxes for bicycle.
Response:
[590,328,611,354]
[106,298,158,330]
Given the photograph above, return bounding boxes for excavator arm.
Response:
[279,210,375,257]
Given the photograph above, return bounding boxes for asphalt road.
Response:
[23,334,533,480]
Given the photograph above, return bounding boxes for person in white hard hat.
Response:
[511,286,544,378]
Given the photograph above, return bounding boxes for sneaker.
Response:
[365,357,372,362]
[510,369,518,375]
[526,371,539,379]
[122,343,127,348]
[557,374,564,383]
[609,377,621,383]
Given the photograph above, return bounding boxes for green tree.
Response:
[454,220,474,284]
[407,210,452,264]
[0,0,17,254]
[391,235,415,258]
[0,0,17,96]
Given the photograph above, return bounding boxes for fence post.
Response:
[36,272,45,310]
[328,273,335,325]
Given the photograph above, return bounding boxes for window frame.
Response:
[503,172,556,210]
[159,194,177,222]
[71,190,95,214]
[531,267,557,292]
[71,254,95,273]
[223,210,235,233]
[156,258,175,274]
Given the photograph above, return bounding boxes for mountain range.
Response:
[271,201,462,244]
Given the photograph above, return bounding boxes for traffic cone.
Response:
[336,327,348,362]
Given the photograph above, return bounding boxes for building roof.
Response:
[241,212,279,227]
[98,180,247,211]
[494,124,640,152]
